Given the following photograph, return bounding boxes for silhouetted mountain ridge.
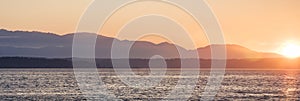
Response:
[0,29,283,59]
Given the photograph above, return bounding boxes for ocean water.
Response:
[0,69,299,100]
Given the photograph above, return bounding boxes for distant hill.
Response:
[197,44,283,59]
[0,29,283,59]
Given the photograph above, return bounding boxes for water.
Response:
[0,69,299,100]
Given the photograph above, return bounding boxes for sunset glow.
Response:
[1,0,300,52]
[280,42,300,58]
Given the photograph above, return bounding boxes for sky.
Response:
[0,0,300,53]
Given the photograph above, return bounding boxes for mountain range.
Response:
[0,29,283,59]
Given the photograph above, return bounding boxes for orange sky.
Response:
[0,0,300,53]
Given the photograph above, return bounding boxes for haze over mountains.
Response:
[0,29,282,59]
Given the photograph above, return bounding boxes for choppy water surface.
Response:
[0,68,299,100]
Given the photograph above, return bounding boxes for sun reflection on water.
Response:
[283,70,297,100]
